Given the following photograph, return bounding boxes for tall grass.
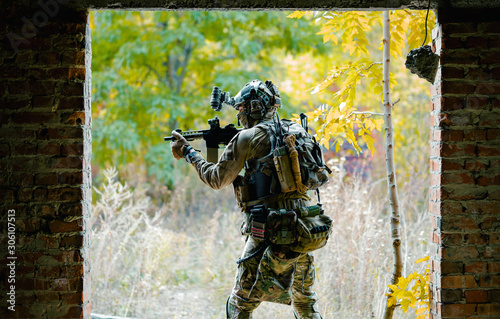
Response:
[91,161,429,318]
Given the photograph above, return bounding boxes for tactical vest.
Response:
[233,119,331,210]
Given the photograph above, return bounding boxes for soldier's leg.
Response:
[291,253,322,319]
[226,237,263,319]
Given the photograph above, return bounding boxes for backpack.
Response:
[256,118,331,194]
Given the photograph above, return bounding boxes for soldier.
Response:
[170,80,326,319]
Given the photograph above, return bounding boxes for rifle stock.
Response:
[164,117,241,163]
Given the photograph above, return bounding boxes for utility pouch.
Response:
[233,175,250,204]
[290,213,332,253]
[296,205,323,218]
[266,209,297,245]
[273,146,297,193]
[250,205,267,240]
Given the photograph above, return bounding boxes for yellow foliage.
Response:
[287,9,435,163]
[386,256,430,318]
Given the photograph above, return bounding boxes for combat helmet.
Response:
[233,80,281,128]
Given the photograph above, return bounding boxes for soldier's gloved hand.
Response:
[170,131,190,160]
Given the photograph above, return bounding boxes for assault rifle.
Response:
[164,117,241,163]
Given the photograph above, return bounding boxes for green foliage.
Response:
[91,11,327,186]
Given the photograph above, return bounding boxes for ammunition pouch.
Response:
[273,146,297,193]
[289,213,332,253]
[266,209,297,245]
[245,204,332,253]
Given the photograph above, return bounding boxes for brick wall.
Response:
[430,8,500,318]
[0,4,91,319]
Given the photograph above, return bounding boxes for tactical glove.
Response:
[170,131,190,160]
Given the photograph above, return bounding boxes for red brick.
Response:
[467,97,489,109]
[5,98,30,109]
[52,250,83,263]
[60,234,84,247]
[60,292,84,304]
[441,143,476,157]
[467,67,490,80]
[478,21,500,34]
[487,128,500,140]
[479,275,500,287]
[59,203,83,217]
[441,233,463,245]
[441,51,479,65]
[442,97,465,110]
[52,157,83,169]
[466,290,488,303]
[60,306,84,318]
[14,143,37,155]
[17,219,40,232]
[23,67,48,79]
[40,236,59,249]
[61,144,83,156]
[38,265,60,277]
[37,127,83,140]
[442,158,465,170]
[464,129,487,141]
[49,219,83,233]
[62,111,86,125]
[483,246,500,258]
[441,303,477,317]
[58,172,82,184]
[476,82,500,94]
[32,95,54,109]
[465,233,488,245]
[441,172,475,184]
[442,37,463,50]
[492,67,500,80]
[477,145,500,156]
[48,67,85,80]
[481,52,500,64]
[489,262,500,273]
[57,97,84,110]
[33,187,47,200]
[441,66,464,79]
[61,51,85,66]
[11,112,56,124]
[60,82,84,96]
[464,37,489,49]
[61,265,84,278]
[36,173,58,185]
[36,291,60,303]
[442,23,477,35]
[37,51,60,65]
[38,143,60,155]
[15,50,36,64]
[490,234,500,244]
[441,246,479,260]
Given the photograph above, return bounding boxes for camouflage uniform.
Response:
[184,119,323,319]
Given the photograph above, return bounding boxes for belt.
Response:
[239,196,309,211]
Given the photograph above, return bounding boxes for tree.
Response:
[90,11,331,187]
[288,9,435,318]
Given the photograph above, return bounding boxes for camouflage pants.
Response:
[226,237,322,319]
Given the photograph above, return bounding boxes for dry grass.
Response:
[91,161,430,319]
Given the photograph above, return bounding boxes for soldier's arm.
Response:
[187,128,255,190]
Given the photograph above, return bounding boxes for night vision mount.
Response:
[210,86,235,112]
